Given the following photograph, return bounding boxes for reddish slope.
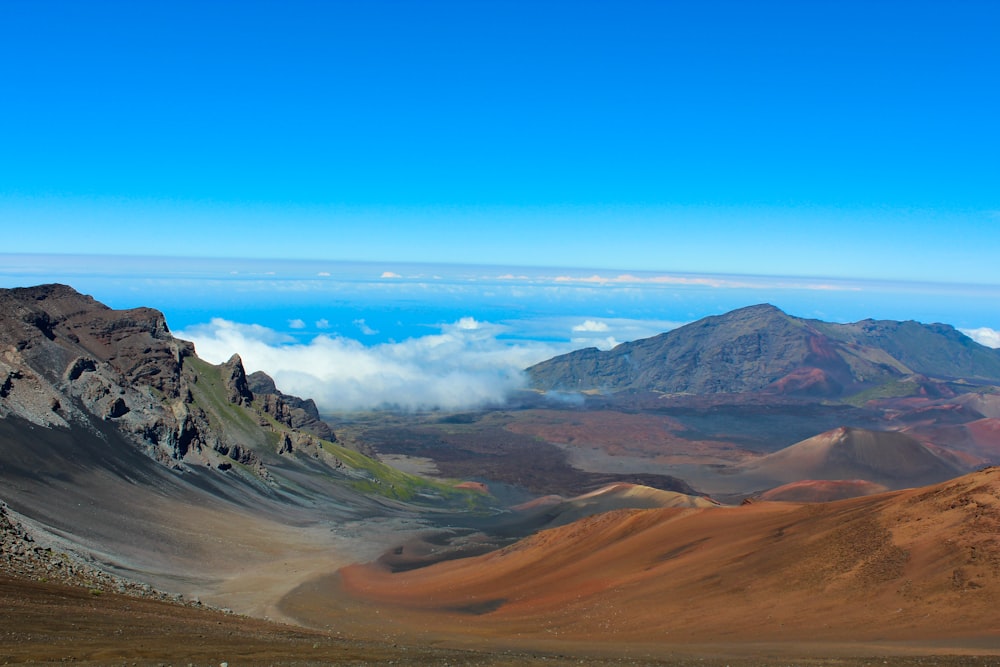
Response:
[738,426,964,489]
[757,479,889,502]
[509,483,719,529]
[904,417,1000,464]
[331,468,1000,647]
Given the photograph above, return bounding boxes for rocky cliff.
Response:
[247,370,334,441]
[0,284,333,477]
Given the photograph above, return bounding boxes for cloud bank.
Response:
[177,317,566,412]
[962,327,1000,349]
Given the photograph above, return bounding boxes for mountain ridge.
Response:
[0,283,488,513]
[4,284,1000,660]
[527,303,1000,397]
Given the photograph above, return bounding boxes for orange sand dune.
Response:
[323,468,1000,650]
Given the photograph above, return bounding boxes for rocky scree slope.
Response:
[0,500,190,602]
[527,303,1000,398]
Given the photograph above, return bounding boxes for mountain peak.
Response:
[527,304,1000,396]
[732,303,785,315]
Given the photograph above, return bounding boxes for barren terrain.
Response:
[8,577,994,667]
[296,469,1000,660]
[4,287,1000,665]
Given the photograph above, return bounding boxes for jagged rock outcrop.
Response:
[221,354,254,406]
[247,370,335,440]
[0,285,332,479]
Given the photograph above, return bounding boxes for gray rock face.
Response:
[0,285,222,467]
[527,304,1000,397]
[221,354,254,406]
[0,285,332,478]
[247,370,335,441]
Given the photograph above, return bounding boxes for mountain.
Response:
[5,285,1000,660]
[247,370,334,440]
[527,303,1000,398]
[0,284,401,485]
[0,284,490,596]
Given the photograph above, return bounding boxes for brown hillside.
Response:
[325,468,1000,649]
[738,426,965,489]
[758,479,889,502]
[510,483,719,529]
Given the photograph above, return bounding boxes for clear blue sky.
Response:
[2,1,998,283]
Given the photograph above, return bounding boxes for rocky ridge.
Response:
[248,370,334,440]
[0,284,334,479]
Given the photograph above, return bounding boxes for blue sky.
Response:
[3,1,998,281]
[2,2,998,410]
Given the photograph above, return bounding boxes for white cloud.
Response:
[179,318,295,346]
[176,318,566,412]
[554,273,753,288]
[572,319,609,333]
[381,271,402,279]
[535,316,680,351]
[961,327,1000,348]
[572,335,621,350]
[316,318,330,329]
[353,318,378,336]
[288,318,306,329]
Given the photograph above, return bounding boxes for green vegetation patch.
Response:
[182,358,492,511]
[319,438,491,510]
[842,379,923,407]
[184,356,265,442]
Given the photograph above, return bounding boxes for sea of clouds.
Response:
[8,254,999,411]
[179,317,581,412]
[179,317,1000,414]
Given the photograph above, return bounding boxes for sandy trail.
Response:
[118,497,432,625]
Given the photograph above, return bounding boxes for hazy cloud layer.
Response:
[573,320,610,332]
[962,327,1000,348]
[178,317,568,412]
